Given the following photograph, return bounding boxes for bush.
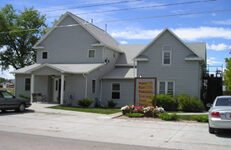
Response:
[19,94,30,100]
[152,94,176,111]
[78,98,93,108]
[108,99,118,108]
[158,113,179,121]
[176,94,205,112]
[126,113,144,118]
[194,115,208,123]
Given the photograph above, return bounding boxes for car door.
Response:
[0,92,6,109]
[1,91,18,109]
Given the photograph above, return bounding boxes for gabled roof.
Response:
[11,63,105,74]
[116,44,146,65]
[33,12,122,53]
[134,28,206,61]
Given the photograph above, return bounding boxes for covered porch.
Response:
[12,63,105,105]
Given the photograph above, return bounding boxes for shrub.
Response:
[152,94,176,111]
[176,94,205,112]
[78,98,93,108]
[19,94,30,100]
[158,113,179,121]
[126,113,144,118]
[107,99,118,108]
[194,115,208,123]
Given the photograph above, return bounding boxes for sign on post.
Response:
[134,77,157,107]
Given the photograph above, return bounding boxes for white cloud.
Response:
[110,27,231,41]
[207,43,231,51]
[212,19,231,25]
[0,66,15,79]
[207,57,222,65]
[120,41,128,45]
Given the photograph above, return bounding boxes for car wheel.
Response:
[18,103,26,112]
[209,125,215,134]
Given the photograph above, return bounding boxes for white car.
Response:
[207,96,231,134]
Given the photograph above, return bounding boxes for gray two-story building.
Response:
[12,12,206,107]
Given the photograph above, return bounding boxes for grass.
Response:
[49,106,121,115]
[0,88,14,94]
[178,114,208,122]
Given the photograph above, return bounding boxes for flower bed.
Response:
[121,105,165,118]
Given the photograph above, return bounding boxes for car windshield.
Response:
[215,98,231,106]
[1,91,14,99]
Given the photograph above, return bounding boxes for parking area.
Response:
[0,103,231,150]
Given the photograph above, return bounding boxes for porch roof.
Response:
[11,63,105,74]
[101,68,137,79]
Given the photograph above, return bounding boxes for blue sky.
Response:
[1,0,231,79]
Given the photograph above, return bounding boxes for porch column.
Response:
[60,74,65,105]
[31,74,35,103]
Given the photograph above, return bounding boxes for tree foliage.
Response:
[224,57,231,93]
[0,4,47,71]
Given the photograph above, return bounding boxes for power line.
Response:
[0,9,230,34]
[42,0,143,13]
[37,0,123,11]
[59,0,218,16]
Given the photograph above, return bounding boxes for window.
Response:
[162,45,172,66]
[88,50,95,58]
[42,52,48,59]
[163,51,171,65]
[158,81,174,96]
[112,83,120,99]
[92,79,96,93]
[25,78,31,91]
[1,91,14,98]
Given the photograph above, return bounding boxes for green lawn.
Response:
[178,114,208,122]
[0,88,14,94]
[49,106,121,115]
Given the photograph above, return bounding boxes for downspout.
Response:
[199,62,205,99]
[99,78,102,101]
[133,60,136,77]
[83,74,87,98]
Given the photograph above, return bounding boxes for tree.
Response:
[224,57,231,93]
[0,4,47,71]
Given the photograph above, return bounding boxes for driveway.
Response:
[0,103,231,150]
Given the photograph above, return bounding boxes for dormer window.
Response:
[88,49,95,58]
[42,52,48,59]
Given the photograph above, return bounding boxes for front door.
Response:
[53,78,61,103]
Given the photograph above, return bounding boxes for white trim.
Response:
[158,80,175,95]
[30,75,34,102]
[32,46,44,50]
[185,57,203,61]
[111,82,120,100]
[162,51,172,66]
[88,49,96,58]
[42,51,48,59]
[91,43,105,47]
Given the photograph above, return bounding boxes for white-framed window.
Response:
[112,83,120,99]
[42,52,48,59]
[162,45,172,66]
[158,81,174,96]
[25,78,31,91]
[92,79,96,93]
[88,49,95,58]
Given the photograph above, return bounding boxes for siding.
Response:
[15,74,31,97]
[137,31,201,97]
[36,15,102,64]
[101,79,134,107]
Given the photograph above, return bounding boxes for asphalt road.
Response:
[0,130,173,150]
[0,103,231,150]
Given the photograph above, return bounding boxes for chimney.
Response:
[91,19,93,24]
[105,24,107,33]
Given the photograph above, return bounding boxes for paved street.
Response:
[0,103,231,150]
[0,130,173,150]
